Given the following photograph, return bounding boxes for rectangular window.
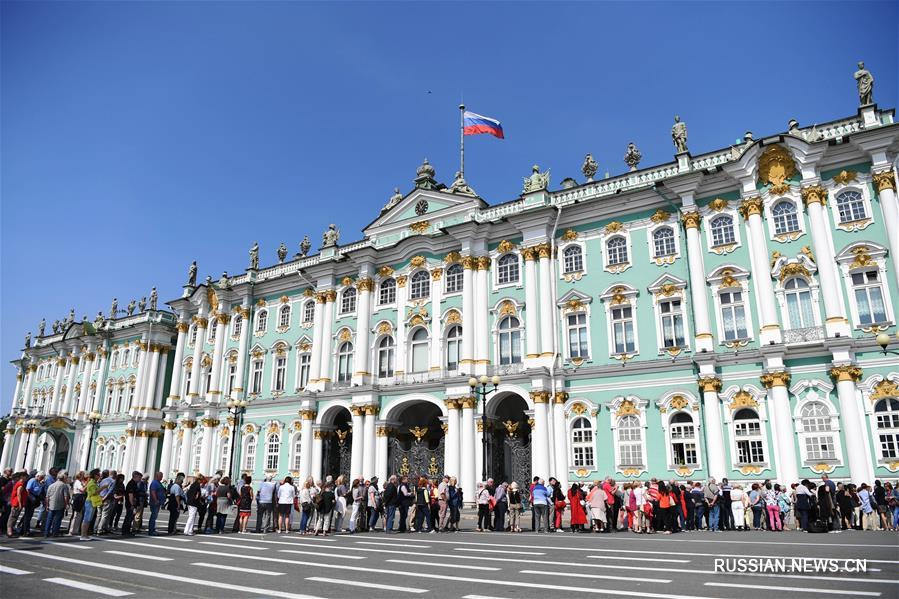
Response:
[619,443,642,466]
[274,356,286,392]
[611,306,635,354]
[659,299,685,348]
[251,360,264,394]
[720,291,748,340]
[880,434,898,459]
[227,364,237,396]
[736,440,765,463]
[805,435,835,460]
[852,271,887,325]
[572,446,594,468]
[672,442,697,466]
[298,354,311,389]
[567,313,588,359]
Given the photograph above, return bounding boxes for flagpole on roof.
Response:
[459,103,465,179]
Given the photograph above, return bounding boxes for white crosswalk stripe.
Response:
[306,577,427,593]
[105,550,173,561]
[193,562,286,576]
[0,565,32,575]
[704,582,880,597]
[44,577,134,596]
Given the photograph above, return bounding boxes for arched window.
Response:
[606,237,628,265]
[226,360,237,396]
[563,246,583,273]
[302,301,315,323]
[377,336,395,378]
[379,278,396,305]
[273,354,287,392]
[659,298,685,348]
[291,434,302,471]
[250,359,264,394]
[106,441,117,470]
[337,341,354,383]
[409,271,430,300]
[733,408,765,464]
[122,348,131,366]
[278,305,291,329]
[445,325,462,371]
[617,415,642,467]
[255,310,268,333]
[111,351,119,370]
[836,190,866,223]
[410,328,429,373]
[800,402,835,460]
[341,288,357,314]
[710,215,735,247]
[191,436,202,473]
[652,228,676,258]
[445,264,464,293]
[497,254,519,284]
[265,433,280,471]
[219,435,230,471]
[784,278,815,329]
[207,322,216,344]
[188,325,197,347]
[719,290,748,340]
[570,417,594,469]
[232,314,243,338]
[772,201,800,234]
[852,270,887,325]
[670,412,697,466]
[297,352,311,389]
[126,381,136,411]
[243,435,257,471]
[132,348,139,367]
[874,398,899,460]
[95,444,105,470]
[567,313,588,359]
[498,316,521,365]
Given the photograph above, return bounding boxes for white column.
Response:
[299,409,315,480]
[475,416,484,483]
[0,426,15,470]
[167,322,189,405]
[208,314,228,404]
[91,348,109,413]
[375,425,389,482]
[740,198,781,344]
[761,372,798,486]
[152,348,167,410]
[23,427,40,472]
[50,359,65,415]
[831,365,871,484]
[21,367,36,413]
[159,421,176,476]
[444,399,460,479]
[551,392,569,488]
[460,258,475,374]
[309,296,325,386]
[198,410,215,475]
[62,353,79,416]
[145,435,159,475]
[537,245,554,358]
[133,429,150,474]
[523,248,541,361]
[362,405,376,479]
[873,171,899,267]
[429,271,443,375]
[143,348,162,409]
[474,257,489,374]
[530,392,551,481]
[355,279,373,381]
[76,350,96,418]
[698,376,727,481]
[395,281,408,377]
[13,429,28,470]
[121,427,137,474]
[232,307,250,400]
[349,406,364,480]
[801,185,849,337]
[178,418,197,474]
[460,397,475,500]
[10,370,23,412]
[133,341,149,411]
[318,292,336,384]
[311,429,324,481]
[681,212,714,352]
[187,317,207,403]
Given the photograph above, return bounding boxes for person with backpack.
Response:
[368,477,382,531]
[314,482,335,536]
[237,475,253,533]
[183,475,204,535]
[276,476,296,533]
[414,476,432,533]
[214,476,232,534]
[448,477,462,532]
[166,473,185,534]
[794,480,812,531]
[79,469,103,541]
[382,475,398,533]
[476,481,491,532]
[397,475,412,533]
[147,471,166,536]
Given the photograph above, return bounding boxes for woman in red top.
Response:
[657,481,672,534]
[6,472,26,537]
[568,483,587,532]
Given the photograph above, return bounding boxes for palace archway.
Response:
[320,405,352,481]
[486,392,531,487]
[387,400,445,479]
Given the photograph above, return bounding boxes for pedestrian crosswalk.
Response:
[44,577,134,596]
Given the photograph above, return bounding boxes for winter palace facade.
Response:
[4,102,899,497]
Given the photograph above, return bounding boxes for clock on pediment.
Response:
[415,199,429,216]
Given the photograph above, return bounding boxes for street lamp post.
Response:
[875,331,899,355]
[226,399,248,480]
[86,411,102,469]
[21,418,39,470]
[468,375,501,483]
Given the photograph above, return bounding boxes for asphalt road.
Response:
[1,520,897,599]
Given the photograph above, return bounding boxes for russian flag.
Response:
[463,111,504,139]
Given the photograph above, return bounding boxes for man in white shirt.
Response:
[255,475,276,533]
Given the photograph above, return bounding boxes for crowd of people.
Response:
[1,467,898,540]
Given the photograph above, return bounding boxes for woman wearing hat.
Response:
[508,482,523,532]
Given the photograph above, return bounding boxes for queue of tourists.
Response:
[1,467,898,540]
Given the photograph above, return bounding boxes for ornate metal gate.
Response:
[323,429,351,480]
[488,420,531,487]
[389,427,445,479]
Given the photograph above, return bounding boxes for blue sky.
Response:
[1,1,896,412]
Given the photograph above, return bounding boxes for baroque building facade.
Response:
[4,103,899,497]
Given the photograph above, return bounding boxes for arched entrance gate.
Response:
[486,392,532,487]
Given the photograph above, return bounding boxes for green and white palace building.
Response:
[4,102,899,497]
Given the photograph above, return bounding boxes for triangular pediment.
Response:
[363,187,486,237]
[556,289,594,307]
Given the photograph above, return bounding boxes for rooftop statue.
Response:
[38,318,46,337]
[149,287,158,310]
[187,261,198,287]
[138,297,147,312]
[672,115,688,154]
[94,312,104,328]
[249,242,259,270]
[322,224,340,248]
[67,308,75,325]
[449,171,476,196]
[298,235,311,257]
[277,242,288,264]
[522,164,550,193]
[24,331,31,348]
[581,154,598,182]
[52,320,60,334]
[623,143,642,171]
[219,271,230,289]
[109,298,118,319]
[382,187,404,212]
[854,61,874,106]
[126,299,136,316]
